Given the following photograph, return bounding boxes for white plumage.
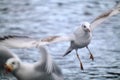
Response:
[0,46,63,80]
[0,3,120,70]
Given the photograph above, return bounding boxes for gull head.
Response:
[4,58,20,72]
[81,22,91,32]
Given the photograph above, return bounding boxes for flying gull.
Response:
[37,3,120,70]
[38,2,120,69]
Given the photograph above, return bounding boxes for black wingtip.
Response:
[0,35,29,41]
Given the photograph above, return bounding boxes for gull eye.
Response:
[83,25,86,28]
[12,62,15,65]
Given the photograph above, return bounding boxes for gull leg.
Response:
[86,46,94,61]
[75,49,84,70]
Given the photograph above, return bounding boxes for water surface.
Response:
[0,0,120,80]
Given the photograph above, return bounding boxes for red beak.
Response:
[4,64,13,73]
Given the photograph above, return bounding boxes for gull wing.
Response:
[0,34,74,48]
[0,46,18,71]
[0,35,37,48]
[34,46,63,79]
[35,46,53,73]
[37,34,75,46]
[90,2,120,31]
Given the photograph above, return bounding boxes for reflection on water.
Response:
[0,0,120,80]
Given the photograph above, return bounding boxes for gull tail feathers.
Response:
[63,46,73,57]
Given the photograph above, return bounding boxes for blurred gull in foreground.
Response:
[0,46,63,80]
[0,3,120,70]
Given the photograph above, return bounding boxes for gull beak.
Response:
[4,64,13,72]
[87,28,90,32]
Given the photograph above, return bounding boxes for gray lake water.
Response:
[0,0,120,80]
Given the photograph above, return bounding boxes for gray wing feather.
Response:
[34,46,63,80]
[37,34,74,46]
[90,2,120,31]
[0,35,74,48]
[0,35,37,48]
[35,46,54,73]
[51,63,64,80]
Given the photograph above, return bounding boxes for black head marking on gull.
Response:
[0,35,29,41]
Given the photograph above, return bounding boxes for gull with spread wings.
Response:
[0,3,120,70]
[36,3,120,70]
[37,3,120,69]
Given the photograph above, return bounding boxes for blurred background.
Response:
[0,0,120,80]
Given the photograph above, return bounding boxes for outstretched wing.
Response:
[0,35,37,48]
[90,2,120,31]
[0,34,74,48]
[0,46,18,71]
[37,34,74,46]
